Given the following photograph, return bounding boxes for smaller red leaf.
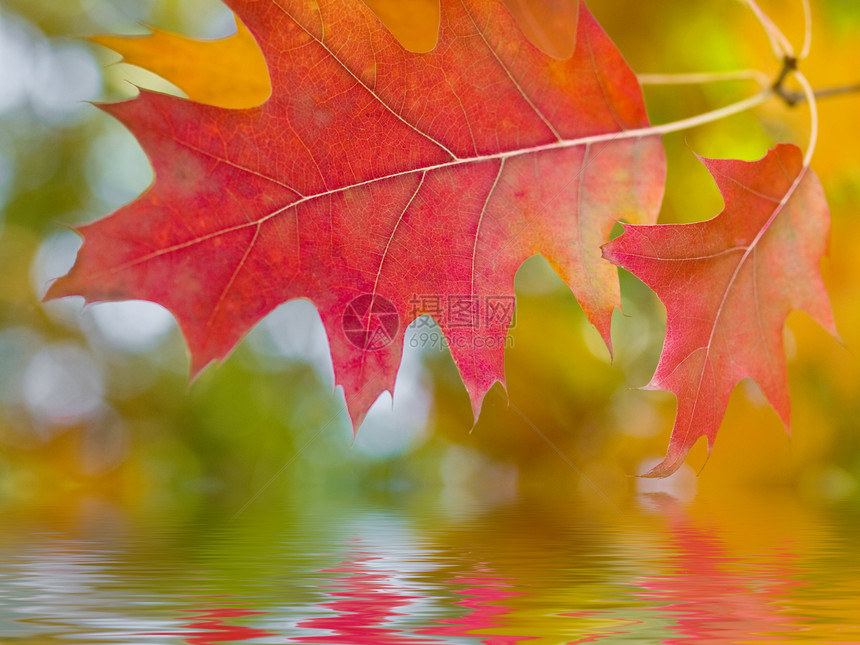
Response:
[603,144,838,478]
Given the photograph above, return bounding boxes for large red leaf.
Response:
[49,0,664,427]
[603,144,837,477]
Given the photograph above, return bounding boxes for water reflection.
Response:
[158,600,275,644]
[423,566,527,644]
[0,493,858,644]
[636,497,801,644]
[294,548,437,644]
[295,545,528,645]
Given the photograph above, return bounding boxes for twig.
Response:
[776,82,860,106]
[771,54,798,94]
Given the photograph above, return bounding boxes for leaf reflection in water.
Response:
[154,600,276,645]
[293,548,439,644]
[634,496,803,644]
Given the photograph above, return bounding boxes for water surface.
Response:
[1,493,858,643]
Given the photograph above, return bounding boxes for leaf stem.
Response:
[642,88,774,137]
[495,88,776,155]
[741,0,795,59]
[737,0,816,167]
[800,0,812,60]
[637,70,770,87]
[795,71,818,168]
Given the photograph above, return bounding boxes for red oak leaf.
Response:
[48,0,664,427]
[603,144,837,477]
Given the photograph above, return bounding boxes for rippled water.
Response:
[1,492,859,643]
